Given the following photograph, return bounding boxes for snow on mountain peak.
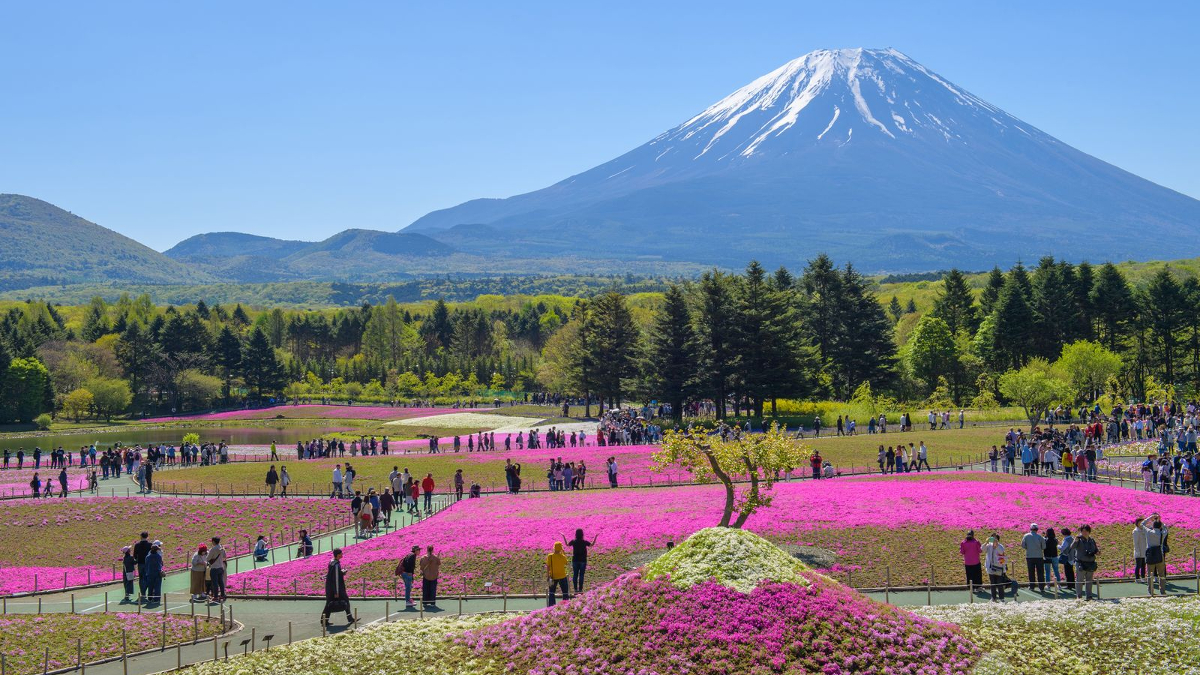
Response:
[654,47,1038,161]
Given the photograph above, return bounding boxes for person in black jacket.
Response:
[132,532,152,602]
[121,546,137,601]
[266,465,279,498]
[321,548,355,626]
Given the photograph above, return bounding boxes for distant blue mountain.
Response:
[404,48,1200,271]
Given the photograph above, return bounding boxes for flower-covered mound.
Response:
[644,526,808,592]
[0,613,225,673]
[141,405,455,423]
[916,596,1200,675]
[460,572,979,674]
[0,497,348,595]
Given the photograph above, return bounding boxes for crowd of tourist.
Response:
[959,512,1171,603]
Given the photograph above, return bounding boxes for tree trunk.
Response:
[731,455,759,529]
[703,448,736,527]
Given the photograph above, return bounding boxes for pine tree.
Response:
[931,269,977,335]
[81,296,110,342]
[694,271,738,418]
[1091,262,1135,351]
[989,273,1036,370]
[1143,268,1189,385]
[647,285,696,422]
[584,292,639,409]
[734,262,815,417]
[888,296,904,324]
[1074,261,1095,341]
[214,326,242,401]
[831,264,897,398]
[242,327,285,398]
[1031,257,1083,359]
[979,266,1005,316]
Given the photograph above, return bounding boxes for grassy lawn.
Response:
[482,404,595,420]
[0,614,225,674]
[803,425,1007,470]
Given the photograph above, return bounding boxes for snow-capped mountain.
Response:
[406,48,1200,271]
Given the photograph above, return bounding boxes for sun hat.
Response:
[1030,523,1039,530]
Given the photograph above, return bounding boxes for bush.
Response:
[34,413,53,430]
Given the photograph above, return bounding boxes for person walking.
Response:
[1067,524,1100,600]
[266,465,279,498]
[959,531,983,590]
[546,541,570,606]
[321,548,355,627]
[1021,523,1046,592]
[563,529,598,594]
[189,544,208,602]
[395,545,419,608]
[419,545,441,608]
[331,465,343,499]
[280,466,290,497]
[454,469,464,501]
[1140,513,1169,596]
[206,537,227,603]
[983,533,1010,602]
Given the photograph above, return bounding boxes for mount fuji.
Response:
[406,48,1200,271]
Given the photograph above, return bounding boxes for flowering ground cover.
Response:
[141,405,455,423]
[0,613,226,675]
[0,468,89,497]
[916,596,1200,675]
[0,498,350,595]
[230,472,1200,595]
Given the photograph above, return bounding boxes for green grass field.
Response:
[803,425,1010,470]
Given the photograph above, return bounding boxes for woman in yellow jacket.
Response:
[546,541,570,606]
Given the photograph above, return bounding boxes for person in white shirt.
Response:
[331,465,343,498]
[1139,513,1169,595]
[1132,517,1147,580]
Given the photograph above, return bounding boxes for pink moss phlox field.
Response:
[140,405,455,423]
[0,468,89,495]
[0,497,348,595]
[459,572,979,675]
[231,473,1200,595]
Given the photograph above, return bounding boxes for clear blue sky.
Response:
[2,1,1196,250]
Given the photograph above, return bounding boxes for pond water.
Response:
[0,425,353,453]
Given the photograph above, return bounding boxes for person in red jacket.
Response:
[421,473,435,513]
[810,452,823,480]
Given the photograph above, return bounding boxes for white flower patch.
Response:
[643,527,808,593]
[916,597,1200,675]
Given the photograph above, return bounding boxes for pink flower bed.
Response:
[0,468,89,497]
[140,405,455,423]
[229,472,1200,594]
[0,497,351,595]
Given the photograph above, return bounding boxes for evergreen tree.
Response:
[214,326,242,401]
[420,299,454,354]
[114,321,156,404]
[1091,262,1135,351]
[646,285,697,422]
[80,296,110,342]
[888,296,904,324]
[979,266,1006,316]
[734,261,815,417]
[694,271,738,418]
[1143,268,1189,385]
[989,272,1036,370]
[583,292,639,408]
[231,304,251,327]
[1074,261,1095,340]
[1031,257,1083,359]
[771,266,795,291]
[831,264,897,397]
[930,269,977,335]
[242,327,285,398]
[194,300,210,320]
[905,298,917,314]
